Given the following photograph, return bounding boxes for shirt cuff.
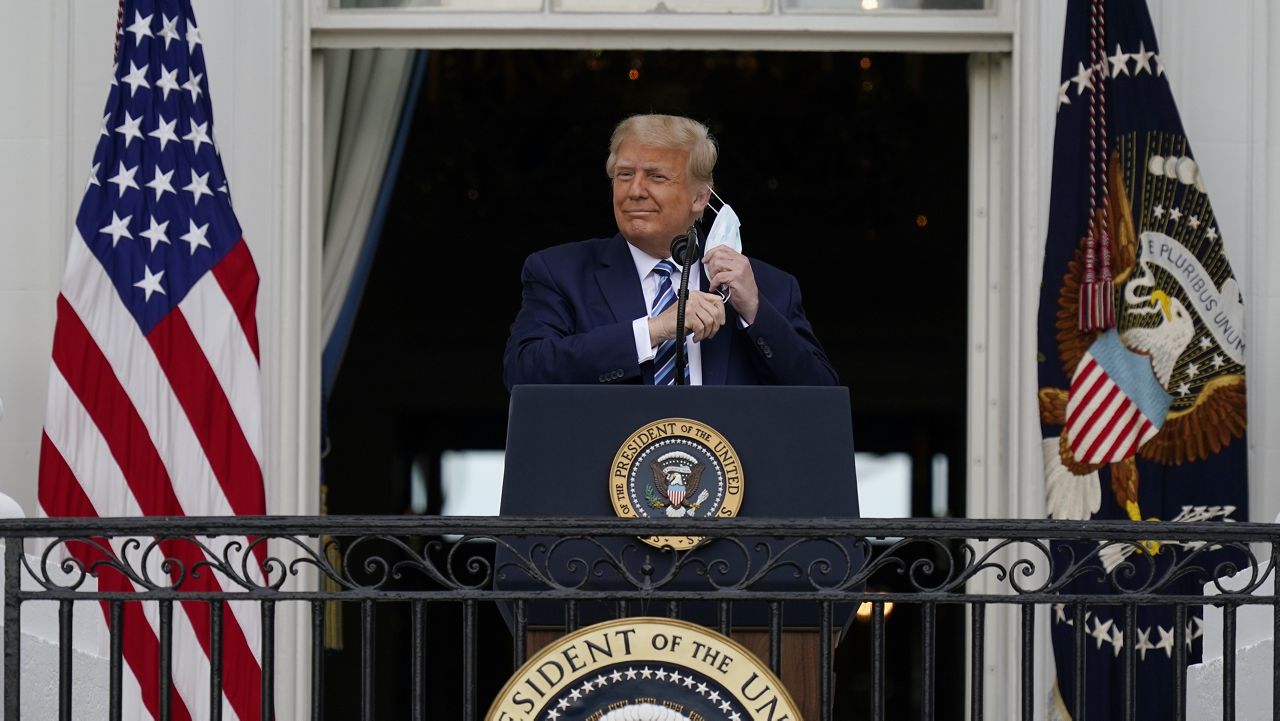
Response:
[633,316,656,363]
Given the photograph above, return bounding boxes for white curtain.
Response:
[320,45,418,346]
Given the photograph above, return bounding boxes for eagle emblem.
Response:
[648,451,709,518]
[1040,138,1246,536]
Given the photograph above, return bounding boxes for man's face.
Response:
[611,140,709,258]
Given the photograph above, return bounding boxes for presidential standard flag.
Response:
[38,0,268,719]
[1037,0,1248,719]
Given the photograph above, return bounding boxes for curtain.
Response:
[320,47,428,396]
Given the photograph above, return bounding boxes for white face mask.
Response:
[703,189,742,254]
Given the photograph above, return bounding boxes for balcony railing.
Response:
[1,517,1274,720]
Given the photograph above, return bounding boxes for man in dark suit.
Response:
[503,114,837,390]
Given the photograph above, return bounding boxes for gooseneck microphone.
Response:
[669,226,698,386]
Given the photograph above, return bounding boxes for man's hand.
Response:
[703,245,760,324]
[648,291,727,346]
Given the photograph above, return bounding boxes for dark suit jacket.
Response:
[503,234,838,389]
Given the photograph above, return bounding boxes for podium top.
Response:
[502,384,859,519]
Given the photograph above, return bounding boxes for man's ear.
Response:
[691,186,711,214]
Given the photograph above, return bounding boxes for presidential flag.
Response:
[38,1,268,719]
[1037,0,1248,718]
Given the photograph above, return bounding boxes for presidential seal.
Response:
[486,617,800,721]
[609,418,743,550]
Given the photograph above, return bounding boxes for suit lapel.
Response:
[596,234,646,325]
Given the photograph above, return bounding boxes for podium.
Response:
[494,384,861,718]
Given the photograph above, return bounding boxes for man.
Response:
[503,114,837,389]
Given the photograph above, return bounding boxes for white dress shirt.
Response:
[626,242,704,385]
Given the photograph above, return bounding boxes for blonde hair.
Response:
[605,114,717,193]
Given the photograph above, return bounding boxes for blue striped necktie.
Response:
[649,260,690,385]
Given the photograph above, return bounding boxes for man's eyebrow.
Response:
[642,164,677,175]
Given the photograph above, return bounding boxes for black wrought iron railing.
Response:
[1,517,1275,720]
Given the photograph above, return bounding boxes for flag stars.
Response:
[121,61,150,97]
[1057,81,1072,108]
[184,120,213,154]
[125,11,154,46]
[1152,204,1165,218]
[1071,62,1095,95]
[139,215,171,252]
[1176,382,1191,397]
[183,169,213,206]
[1169,206,1183,222]
[99,112,112,138]
[158,14,180,50]
[1156,625,1176,657]
[1187,361,1200,377]
[86,161,101,190]
[107,161,140,198]
[146,167,176,202]
[99,212,134,247]
[1188,214,1201,229]
[180,219,212,255]
[1089,617,1114,650]
[1134,41,1155,75]
[149,115,179,151]
[155,65,180,101]
[114,111,144,148]
[1199,335,1214,350]
[1155,53,1166,76]
[1206,227,1219,241]
[183,72,204,103]
[187,23,203,55]
[1210,353,1226,370]
[1134,627,1156,661]
[134,266,167,301]
[1108,43,1132,77]
[1108,625,1124,656]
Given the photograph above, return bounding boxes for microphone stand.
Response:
[670,226,697,386]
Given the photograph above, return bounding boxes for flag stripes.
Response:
[1066,354,1159,464]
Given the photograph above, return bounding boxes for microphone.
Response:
[669,226,698,385]
[670,227,697,266]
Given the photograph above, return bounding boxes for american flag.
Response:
[38,0,267,719]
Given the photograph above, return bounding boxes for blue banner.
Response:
[1037,1,1248,718]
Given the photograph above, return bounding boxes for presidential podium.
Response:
[493,384,861,717]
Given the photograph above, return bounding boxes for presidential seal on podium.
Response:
[608,418,743,549]
[486,617,800,721]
